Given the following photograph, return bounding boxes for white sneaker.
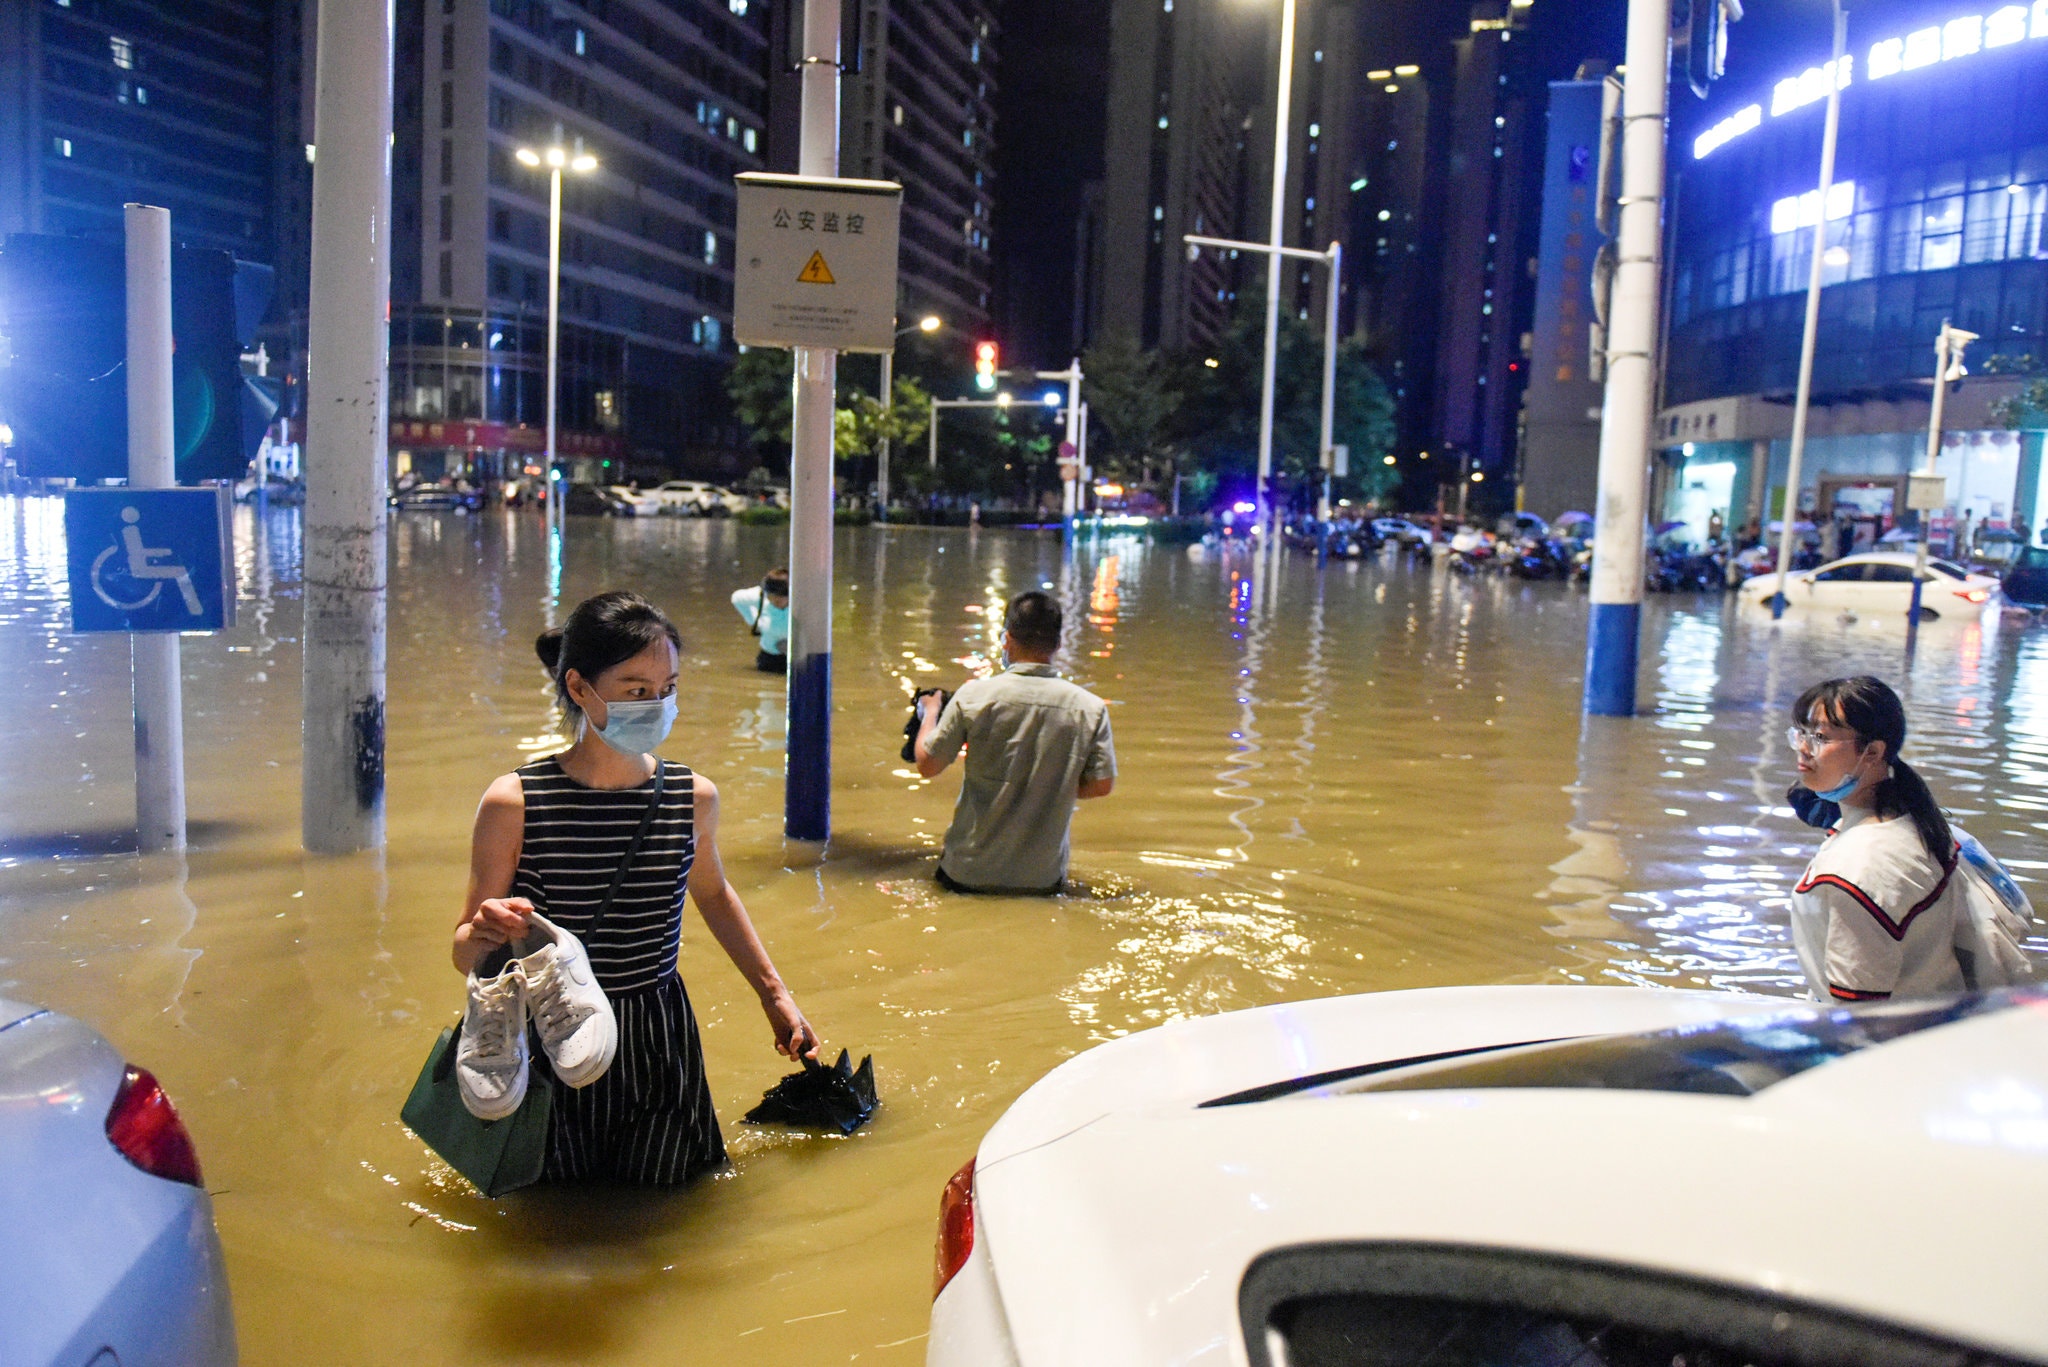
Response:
[518,912,617,1088]
[456,951,528,1121]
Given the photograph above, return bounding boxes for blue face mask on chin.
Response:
[1810,768,1864,803]
[588,694,678,757]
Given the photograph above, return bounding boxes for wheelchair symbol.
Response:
[91,506,204,615]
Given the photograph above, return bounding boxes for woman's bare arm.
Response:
[685,773,820,1060]
[452,773,532,976]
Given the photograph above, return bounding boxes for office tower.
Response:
[388,0,769,479]
[1519,73,1607,520]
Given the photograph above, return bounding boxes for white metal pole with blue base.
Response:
[1583,0,1669,717]
[785,0,840,842]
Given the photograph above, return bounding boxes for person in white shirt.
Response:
[729,568,789,674]
[1784,675,1967,1003]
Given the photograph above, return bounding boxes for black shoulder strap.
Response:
[588,764,665,937]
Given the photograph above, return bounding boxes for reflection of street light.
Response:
[877,315,947,521]
[515,138,598,532]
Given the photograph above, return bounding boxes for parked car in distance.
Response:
[606,485,662,517]
[1371,517,1433,545]
[650,480,746,516]
[1735,550,2000,619]
[2003,544,2048,610]
[390,483,481,512]
[1,997,236,1367]
[927,984,2048,1367]
[560,482,632,517]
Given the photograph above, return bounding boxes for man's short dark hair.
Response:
[1004,591,1061,652]
[762,568,790,598]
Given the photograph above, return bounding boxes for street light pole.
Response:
[544,156,562,535]
[876,315,941,524]
[1257,0,1299,535]
[1186,233,1340,521]
[517,142,598,537]
[1768,0,1847,620]
[1907,322,1975,658]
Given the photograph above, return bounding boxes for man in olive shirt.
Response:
[914,591,1116,893]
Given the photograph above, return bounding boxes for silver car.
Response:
[1,997,236,1366]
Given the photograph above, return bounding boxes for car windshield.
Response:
[1931,558,1971,579]
[2015,547,2048,571]
[1331,991,2030,1100]
[1207,990,2035,1106]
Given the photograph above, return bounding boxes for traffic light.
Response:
[1672,0,1743,99]
[0,234,273,481]
[974,340,998,392]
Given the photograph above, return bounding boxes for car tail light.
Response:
[933,1156,976,1299]
[105,1065,203,1186]
[1956,588,1992,604]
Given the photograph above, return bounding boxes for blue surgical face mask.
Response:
[588,693,677,757]
[1809,768,1864,803]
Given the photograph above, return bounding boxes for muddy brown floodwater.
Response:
[2,499,2044,1364]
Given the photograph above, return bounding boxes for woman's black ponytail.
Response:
[1877,757,1953,866]
[535,591,680,716]
[1794,675,1952,863]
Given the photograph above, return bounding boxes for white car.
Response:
[2,997,236,1365]
[1371,517,1433,545]
[1738,550,2001,620]
[606,485,662,517]
[650,480,743,516]
[927,984,2048,1367]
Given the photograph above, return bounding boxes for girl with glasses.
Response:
[1784,675,2030,1003]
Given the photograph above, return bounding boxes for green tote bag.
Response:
[400,1022,553,1198]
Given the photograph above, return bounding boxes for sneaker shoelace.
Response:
[469,974,522,1065]
[527,958,590,1044]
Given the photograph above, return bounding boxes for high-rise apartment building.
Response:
[1091,0,1260,353]
[842,1,998,331]
[0,0,279,274]
[388,0,768,480]
[1347,65,1437,458]
[765,0,999,337]
[1089,0,1359,356]
[1430,0,1540,492]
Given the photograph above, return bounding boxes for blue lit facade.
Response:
[1658,1,2048,547]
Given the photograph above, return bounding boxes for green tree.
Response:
[1168,289,1398,509]
[726,346,794,457]
[1082,334,1180,482]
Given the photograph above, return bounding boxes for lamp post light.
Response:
[515,140,598,535]
[1767,0,1847,620]
[877,313,941,522]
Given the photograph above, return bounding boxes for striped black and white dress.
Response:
[511,756,726,1185]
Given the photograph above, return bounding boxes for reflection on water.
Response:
[0,502,2043,1363]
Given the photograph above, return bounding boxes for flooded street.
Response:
[3,499,2044,1364]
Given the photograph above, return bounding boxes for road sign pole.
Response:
[876,348,893,521]
[1583,0,1668,718]
[302,0,392,852]
[123,204,186,854]
[785,0,841,842]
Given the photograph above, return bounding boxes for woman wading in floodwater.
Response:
[452,590,819,1183]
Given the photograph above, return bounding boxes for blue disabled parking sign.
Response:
[65,488,235,633]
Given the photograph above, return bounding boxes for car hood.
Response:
[972,988,2048,1367]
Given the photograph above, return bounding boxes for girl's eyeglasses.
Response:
[1785,726,1837,753]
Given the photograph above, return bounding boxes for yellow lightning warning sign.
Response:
[796,251,836,285]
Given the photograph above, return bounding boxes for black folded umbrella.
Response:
[744,1049,878,1135]
[899,689,951,763]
